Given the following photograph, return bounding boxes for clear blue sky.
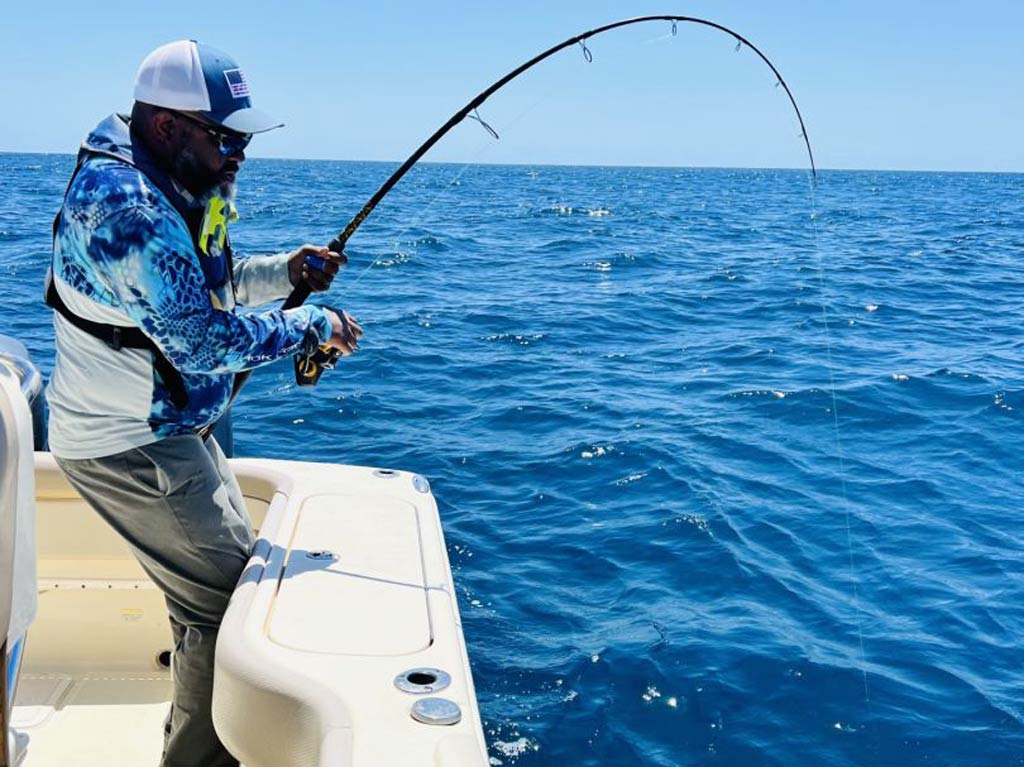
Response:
[1,1,1020,171]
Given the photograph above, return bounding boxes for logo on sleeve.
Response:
[223,69,250,99]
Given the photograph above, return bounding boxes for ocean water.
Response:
[2,152,1022,766]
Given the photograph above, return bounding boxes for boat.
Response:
[1,336,489,766]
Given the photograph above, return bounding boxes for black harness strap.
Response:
[49,137,193,411]
[45,279,189,409]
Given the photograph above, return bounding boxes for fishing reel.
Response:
[294,343,341,387]
[294,303,353,387]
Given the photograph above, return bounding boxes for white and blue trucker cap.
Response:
[133,40,283,134]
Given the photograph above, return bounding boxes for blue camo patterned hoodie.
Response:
[46,114,333,459]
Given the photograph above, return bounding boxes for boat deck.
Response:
[13,670,170,766]
[10,454,241,767]
[10,454,489,767]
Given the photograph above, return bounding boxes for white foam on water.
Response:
[374,251,413,268]
[673,515,712,535]
[492,737,539,759]
[614,472,647,486]
[483,332,545,346]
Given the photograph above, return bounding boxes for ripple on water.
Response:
[4,157,1023,765]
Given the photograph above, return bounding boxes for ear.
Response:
[149,110,179,149]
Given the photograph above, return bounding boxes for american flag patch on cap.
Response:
[223,69,250,99]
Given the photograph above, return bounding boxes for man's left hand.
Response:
[288,244,347,292]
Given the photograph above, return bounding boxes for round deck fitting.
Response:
[394,667,452,695]
[410,697,462,726]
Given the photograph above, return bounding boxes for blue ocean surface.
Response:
[2,152,1022,766]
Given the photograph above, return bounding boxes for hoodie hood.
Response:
[80,113,198,215]
[82,113,136,165]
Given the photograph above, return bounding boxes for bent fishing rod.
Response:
[231,14,816,402]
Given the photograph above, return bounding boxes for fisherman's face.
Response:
[170,112,247,198]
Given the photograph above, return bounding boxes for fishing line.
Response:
[335,18,813,298]
[325,13,868,737]
[344,90,561,293]
[305,15,815,300]
[805,178,872,705]
[231,13,872,730]
[224,14,817,405]
[344,154,489,290]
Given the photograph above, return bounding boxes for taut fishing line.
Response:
[276,14,815,315]
[242,14,815,394]
[227,14,870,708]
[343,88,558,294]
[806,181,871,703]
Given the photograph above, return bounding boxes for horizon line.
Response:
[1,149,1020,176]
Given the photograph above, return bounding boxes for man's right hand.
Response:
[323,308,363,355]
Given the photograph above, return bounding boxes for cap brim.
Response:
[203,105,284,135]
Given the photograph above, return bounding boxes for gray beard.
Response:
[198,180,237,207]
[175,145,237,201]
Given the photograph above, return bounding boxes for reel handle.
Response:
[294,344,341,387]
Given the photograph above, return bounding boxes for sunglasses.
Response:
[172,111,252,157]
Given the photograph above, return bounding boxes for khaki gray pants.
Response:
[56,433,254,767]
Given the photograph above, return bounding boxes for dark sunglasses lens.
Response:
[219,132,251,156]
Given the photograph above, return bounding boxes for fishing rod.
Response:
[232,14,816,401]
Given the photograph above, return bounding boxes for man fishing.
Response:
[44,40,360,767]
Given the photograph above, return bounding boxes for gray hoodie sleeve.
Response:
[232,251,294,306]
